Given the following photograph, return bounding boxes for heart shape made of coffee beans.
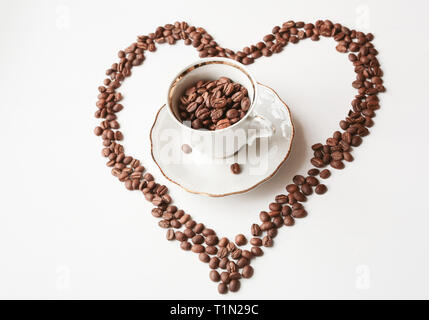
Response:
[94,20,385,294]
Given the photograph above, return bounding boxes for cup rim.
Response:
[166,57,258,134]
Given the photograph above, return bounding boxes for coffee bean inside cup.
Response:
[177,77,250,130]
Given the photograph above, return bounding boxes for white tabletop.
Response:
[1,0,428,299]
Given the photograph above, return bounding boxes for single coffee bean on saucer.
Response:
[230,163,241,174]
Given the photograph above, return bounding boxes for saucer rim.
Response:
[150,82,295,197]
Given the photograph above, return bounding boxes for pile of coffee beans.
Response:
[177,77,250,130]
[94,20,384,294]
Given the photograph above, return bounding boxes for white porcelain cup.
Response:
[167,57,274,159]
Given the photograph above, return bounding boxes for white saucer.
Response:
[150,83,295,197]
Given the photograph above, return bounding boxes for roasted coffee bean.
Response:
[306,176,319,186]
[219,257,229,269]
[205,235,219,246]
[331,151,343,161]
[293,175,306,185]
[229,279,240,292]
[235,234,247,246]
[272,216,284,228]
[216,118,230,129]
[183,228,195,238]
[199,253,210,263]
[210,270,220,282]
[308,168,320,176]
[251,246,264,257]
[218,237,229,247]
[220,271,230,284]
[218,283,228,294]
[292,203,303,210]
[250,237,262,246]
[174,210,184,219]
[339,140,350,151]
[267,227,278,238]
[202,228,216,236]
[217,247,229,259]
[166,229,175,240]
[343,151,354,162]
[281,206,292,216]
[241,97,251,110]
[351,135,363,146]
[259,211,270,222]
[301,183,313,196]
[311,157,325,168]
[158,220,170,228]
[286,184,298,193]
[340,120,349,130]
[230,163,241,174]
[179,214,191,224]
[269,202,282,211]
[226,242,236,252]
[185,220,196,229]
[293,191,306,202]
[251,224,262,236]
[229,272,241,280]
[315,184,328,194]
[151,208,163,218]
[167,205,177,213]
[241,250,253,260]
[180,241,192,251]
[262,236,273,247]
[227,261,238,273]
[323,153,331,164]
[191,244,205,253]
[175,231,187,242]
[330,160,345,169]
[170,219,181,229]
[320,169,331,179]
[312,143,323,150]
[284,215,295,226]
[268,210,280,218]
[275,194,288,204]
[94,126,103,136]
[192,234,204,244]
[193,223,205,234]
[260,221,275,231]
[292,208,307,218]
[209,257,220,269]
[206,246,217,255]
[242,265,254,279]
[226,108,239,119]
[237,257,249,268]
[231,249,242,260]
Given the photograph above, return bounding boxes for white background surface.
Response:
[1,0,428,299]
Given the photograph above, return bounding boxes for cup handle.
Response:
[246,113,275,146]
